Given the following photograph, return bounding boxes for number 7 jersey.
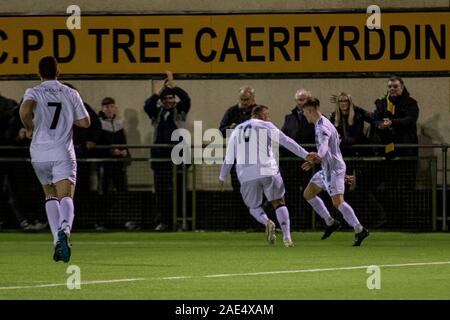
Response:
[23,80,89,162]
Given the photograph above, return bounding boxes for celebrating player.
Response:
[219,105,313,247]
[301,97,369,246]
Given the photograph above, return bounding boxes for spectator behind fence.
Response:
[0,93,40,230]
[0,92,17,226]
[5,103,47,231]
[372,76,420,227]
[144,71,191,231]
[329,93,386,228]
[63,83,102,230]
[373,76,419,158]
[279,88,316,226]
[96,97,130,231]
[219,86,265,192]
[329,92,373,157]
[63,83,102,195]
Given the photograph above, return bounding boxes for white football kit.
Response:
[219,118,308,208]
[310,115,347,196]
[23,80,89,185]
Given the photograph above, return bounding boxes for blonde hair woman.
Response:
[329,92,372,156]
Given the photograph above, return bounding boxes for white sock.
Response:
[338,202,363,233]
[307,196,334,226]
[45,198,60,245]
[249,207,269,225]
[59,197,75,235]
[275,205,291,241]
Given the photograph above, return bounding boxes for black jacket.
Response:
[98,111,129,159]
[219,104,256,137]
[373,87,419,157]
[0,95,18,146]
[73,102,102,157]
[280,107,315,157]
[143,86,191,159]
[329,106,372,156]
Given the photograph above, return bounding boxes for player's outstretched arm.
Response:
[267,122,308,159]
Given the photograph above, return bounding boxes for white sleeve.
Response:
[72,90,89,120]
[219,132,236,181]
[266,121,308,159]
[23,88,36,102]
[317,127,331,159]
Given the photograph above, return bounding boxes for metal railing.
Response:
[0,144,448,231]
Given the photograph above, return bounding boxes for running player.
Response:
[301,97,369,246]
[219,105,313,247]
[19,56,90,262]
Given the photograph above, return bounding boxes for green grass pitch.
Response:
[0,231,449,299]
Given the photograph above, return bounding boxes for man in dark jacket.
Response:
[98,97,129,194]
[62,83,102,230]
[219,86,266,192]
[219,86,261,137]
[280,89,316,229]
[373,76,419,158]
[144,71,191,231]
[372,76,420,228]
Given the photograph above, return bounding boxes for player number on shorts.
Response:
[48,102,62,129]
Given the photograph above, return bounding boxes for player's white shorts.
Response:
[240,174,285,209]
[32,160,77,185]
[309,170,345,196]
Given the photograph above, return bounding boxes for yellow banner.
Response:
[0,12,448,76]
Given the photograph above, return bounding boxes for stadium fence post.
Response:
[431,156,437,231]
[442,145,448,231]
[172,162,177,231]
[182,163,187,230]
[191,164,196,231]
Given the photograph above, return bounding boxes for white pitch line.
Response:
[10,242,139,245]
[0,278,145,291]
[159,260,450,280]
[2,261,449,290]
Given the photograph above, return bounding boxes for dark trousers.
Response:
[152,162,185,230]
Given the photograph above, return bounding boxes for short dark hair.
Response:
[251,105,269,117]
[39,56,58,79]
[160,87,175,99]
[101,97,115,105]
[388,75,404,85]
[303,97,320,109]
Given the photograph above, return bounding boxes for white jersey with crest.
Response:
[314,115,346,176]
[23,80,89,162]
[219,118,308,183]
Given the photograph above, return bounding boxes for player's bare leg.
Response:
[271,198,293,247]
